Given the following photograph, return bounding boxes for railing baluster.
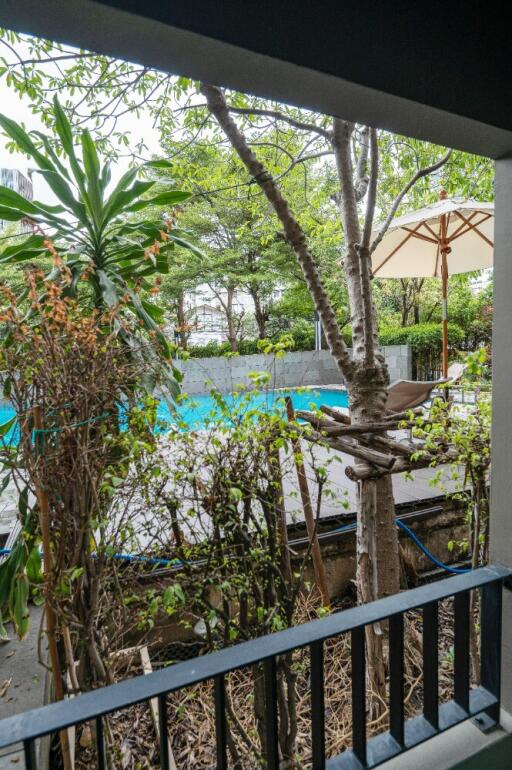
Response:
[310,641,325,770]
[214,674,228,770]
[480,582,503,723]
[423,601,439,729]
[96,715,106,770]
[454,591,470,712]
[264,657,279,770]
[24,739,37,770]
[389,613,404,746]
[158,694,170,770]
[351,626,366,765]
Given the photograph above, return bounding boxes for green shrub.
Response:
[379,322,465,350]
[238,339,260,355]
[379,322,465,379]
[288,320,315,351]
[188,341,232,358]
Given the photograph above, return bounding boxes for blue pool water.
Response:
[161,387,349,430]
[0,387,349,443]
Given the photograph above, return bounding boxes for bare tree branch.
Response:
[274,149,333,182]
[355,126,370,202]
[370,149,453,254]
[224,105,332,140]
[362,128,379,248]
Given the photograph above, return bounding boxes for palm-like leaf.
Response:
[0,97,197,396]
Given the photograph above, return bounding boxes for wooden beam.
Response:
[319,404,351,424]
[140,647,178,770]
[301,429,397,469]
[345,448,458,480]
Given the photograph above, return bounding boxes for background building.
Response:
[0,168,33,232]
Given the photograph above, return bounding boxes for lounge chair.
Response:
[386,362,466,414]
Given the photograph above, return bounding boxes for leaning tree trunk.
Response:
[200,82,400,720]
[176,291,188,349]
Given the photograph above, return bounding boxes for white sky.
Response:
[0,44,162,204]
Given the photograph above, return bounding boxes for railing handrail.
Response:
[0,563,510,750]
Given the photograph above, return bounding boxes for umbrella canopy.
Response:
[371,193,494,376]
[371,197,494,278]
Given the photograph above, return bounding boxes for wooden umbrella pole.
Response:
[32,405,73,770]
[441,247,449,379]
[285,397,330,607]
[439,191,451,380]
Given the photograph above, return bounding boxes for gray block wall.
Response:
[176,345,411,395]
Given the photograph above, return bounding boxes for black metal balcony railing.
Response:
[0,565,510,770]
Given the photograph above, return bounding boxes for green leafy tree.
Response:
[156,141,305,346]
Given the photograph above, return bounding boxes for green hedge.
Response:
[379,322,465,350]
[187,341,232,358]
[187,322,318,358]
[187,339,264,358]
[379,322,465,379]
[187,323,465,371]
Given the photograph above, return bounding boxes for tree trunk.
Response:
[400,279,411,327]
[331,119,400,601]
[249,285,267,339]
[349,374,400,598]
[201,82,400,596]
[201,78,401,732]
[225,284,239,352]
[176,290,188,349]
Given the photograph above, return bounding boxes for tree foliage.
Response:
[0,97,204,394]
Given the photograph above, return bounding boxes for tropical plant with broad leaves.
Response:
[0,96,200,396]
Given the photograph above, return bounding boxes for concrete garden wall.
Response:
[130,498,467,648]
[176,345,412,395]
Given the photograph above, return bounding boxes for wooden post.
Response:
[139,647,177,770]
[285,397,330,607]
[441,248,449,379]
[32,405,73,770]
[439,191,450,380]
[267,442,293,586]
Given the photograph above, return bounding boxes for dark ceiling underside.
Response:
[1,0,511,157]
[97,0,511,133]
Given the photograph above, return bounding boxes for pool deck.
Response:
[0,437,461,541]
[0,395,464,540]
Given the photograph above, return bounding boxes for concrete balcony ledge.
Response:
[380,710,512,770]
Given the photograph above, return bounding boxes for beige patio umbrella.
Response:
[371,191,494,377]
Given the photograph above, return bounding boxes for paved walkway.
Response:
[0,606,46,769]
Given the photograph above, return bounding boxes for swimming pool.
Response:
[0,387,349,441]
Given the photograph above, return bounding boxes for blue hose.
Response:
[0,547,181,567]
[110,552,182,568]
[395,518,471,574]
[2,518,470,575]
[331,518,471,574]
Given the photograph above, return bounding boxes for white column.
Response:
[490,158,512,713]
